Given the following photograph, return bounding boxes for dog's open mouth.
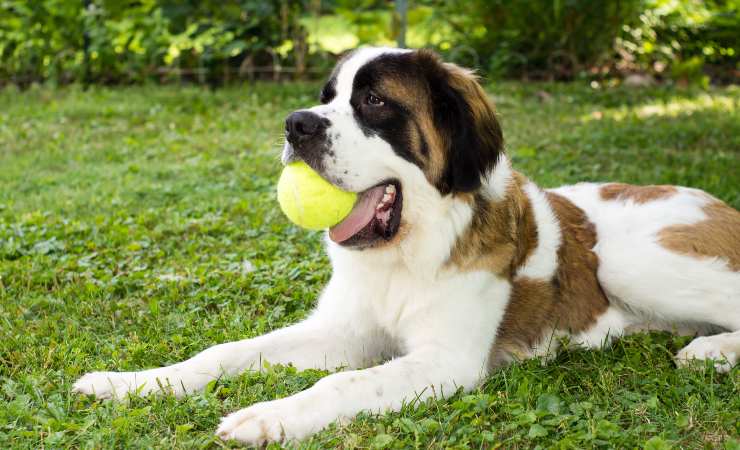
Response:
[329,181,402,248]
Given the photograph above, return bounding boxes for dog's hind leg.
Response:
[676,330,740,372]
[597,239,740,373]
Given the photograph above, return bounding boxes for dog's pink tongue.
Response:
[329,185,385,243]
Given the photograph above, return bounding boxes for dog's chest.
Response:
[364,268,507,345]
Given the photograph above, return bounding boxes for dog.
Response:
[73,47,740,445]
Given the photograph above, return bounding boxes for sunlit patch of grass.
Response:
[0,81,738,448]
[577,91,739,123]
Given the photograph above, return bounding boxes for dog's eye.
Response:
[365,93,384,107]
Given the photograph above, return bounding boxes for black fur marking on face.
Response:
[320,77,337,104]
[350,53,423,168]
[414,120,429,157]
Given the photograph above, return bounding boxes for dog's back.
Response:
[550,182,740,348]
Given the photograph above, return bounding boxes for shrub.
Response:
[432,0,643,80]
[0,0,736,85]
[616,0,739,84]
[0,0,312,86]
[433,0,738,82]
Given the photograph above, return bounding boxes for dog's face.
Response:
[283,47,503,249]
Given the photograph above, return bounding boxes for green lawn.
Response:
[1,81,738,449]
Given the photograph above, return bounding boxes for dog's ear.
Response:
[415,50,503,194]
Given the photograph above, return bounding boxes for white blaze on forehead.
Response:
[333,47,411,103]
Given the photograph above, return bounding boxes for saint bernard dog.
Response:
[73,47,740,445]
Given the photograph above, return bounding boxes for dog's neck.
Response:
[446,155,538,278]
[327,154,530,281]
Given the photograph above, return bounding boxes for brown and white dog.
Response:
[73,47,740,445]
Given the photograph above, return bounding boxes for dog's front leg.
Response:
[215,346,487,444]
[216,276,507,445]
[73,278,387,399]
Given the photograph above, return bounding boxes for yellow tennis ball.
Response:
[277,162,357,230]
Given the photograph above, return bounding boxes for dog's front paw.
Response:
[73,371,141,399]
[217,398,329,445]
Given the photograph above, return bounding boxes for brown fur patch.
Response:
[486,191,610,369]
[447,171,537,277]
[546,191,610,329]
[447,173,609,368]
[489,277,555,367]
[416,111,447,181]
[600,183,677,203]
[658,198,740,271]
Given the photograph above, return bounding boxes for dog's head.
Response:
[283,47,503,250]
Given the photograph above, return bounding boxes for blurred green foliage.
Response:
[0,0,737,85]
[432,0,738,82]
[433,0,644,79]
[617,0,740,84]
[0,0,319,86]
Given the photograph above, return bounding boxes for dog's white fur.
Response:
[73,48,740,445]
[518,182,562,279]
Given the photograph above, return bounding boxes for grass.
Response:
[0,80,738,449]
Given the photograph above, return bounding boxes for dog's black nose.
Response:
[285,111,327,143]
